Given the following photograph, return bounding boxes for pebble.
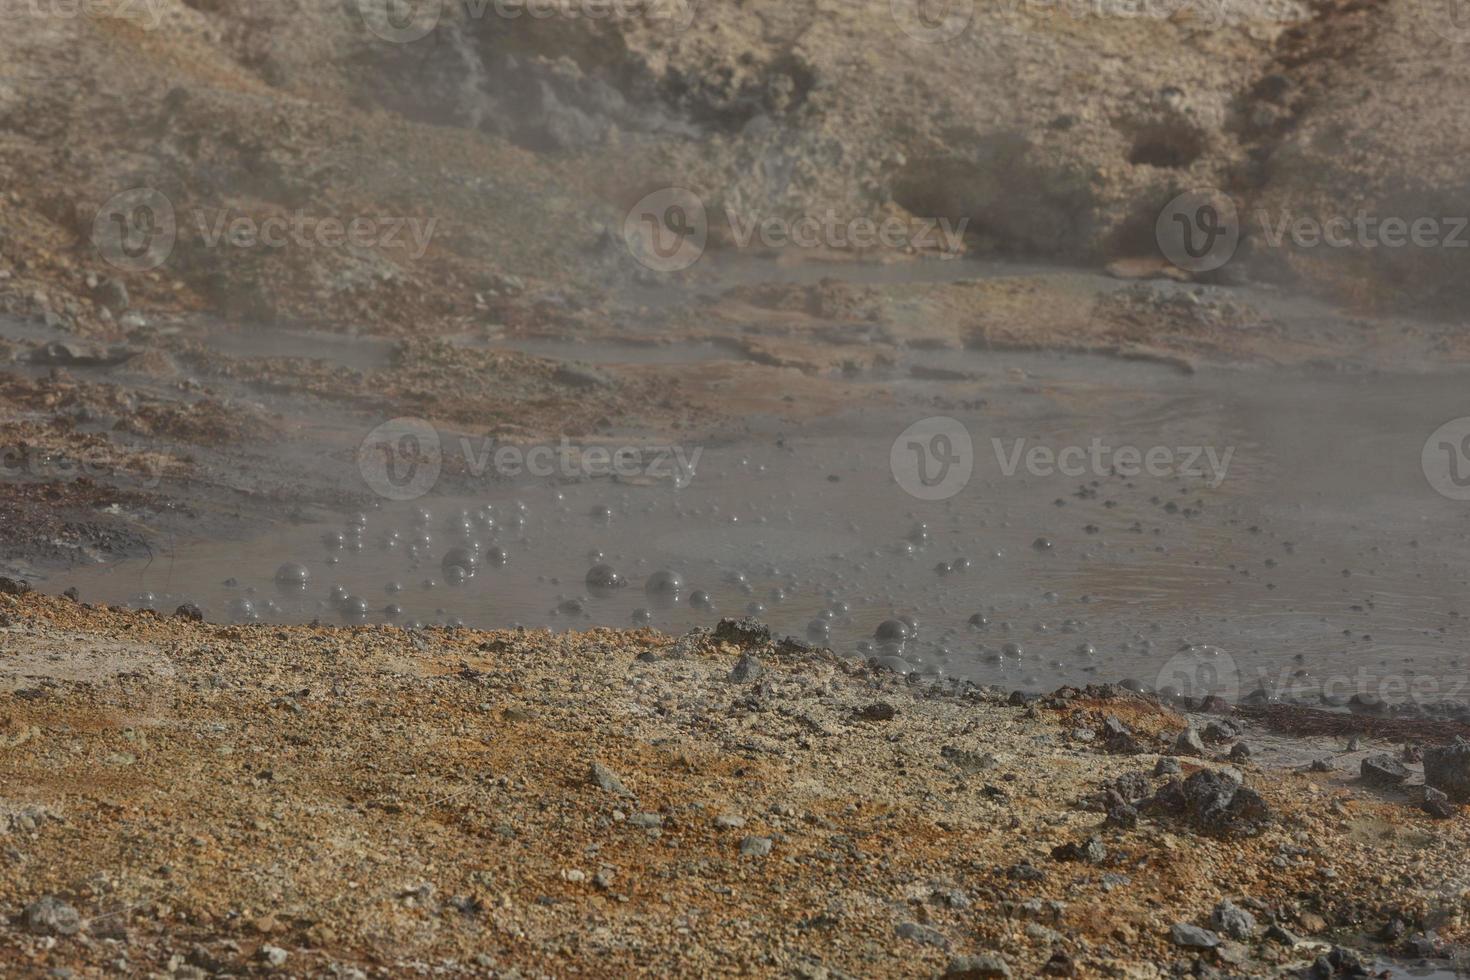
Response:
[1169,922,1221,949]
[589,761,633,797]
[1211,899,1257,940]
[945,953,1011,978]
[730,652,764,683]
[739,836,773,858]
[24,895,80,936]
[1360,754,1410,787]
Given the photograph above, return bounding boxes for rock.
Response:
[896,921,949,948]
[1040,950,1075,976]
[589,760,633,797]
[92,277,129,313]
[1211,899,1257,940]
[1265,923,1301,945]
[258,946,288,967]
[945,953,1011,978]
[1202,720,1240,743]
[1169,923,1221,949]
[627,812,663,829]
[24,895,81,936]
[1424,738,1470,802]
[174,603,204,622]
[1154,756,1182,776]
[1112,772,1152,802]
[713,617,771,647]
[739,835,773,858]
[1104,802,1139,829]
[853,701,897,721]
[1309,758,1332,772]
[1228,742,1252,762]
[1423,786,1457,819]
[1051,835,1106,863]
[1148,769,1272,836]
[0,577,32,596]
[1172,728,1206,757]
[1360,754,1410,787]
[730,652,764,683]
[714,814,747,829]
[1101,715,1146,754]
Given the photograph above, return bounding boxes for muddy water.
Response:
[54,348,1470,710]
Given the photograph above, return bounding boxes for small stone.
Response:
[1424,738,1470,802]
[24,895,81,936]
[627,812,663,829]
[258,945,288,967]
[589,760,633,797]
[1360,754,1410,787]
[1228,742,1253,762]
[740,836,773,858]
[1172,728,1206,757]
[1423,786,1457,819]
[714,814,747,830]
[945,953,1011,977]
[1265,923,1301,945]
[896,921,949,948]
[1051,835,1106,863]
[1211,899,1257,940]
[1154,756,1182,776]
[174,603,204,622]
[1169,923,1221,949]
[730,652,764,683]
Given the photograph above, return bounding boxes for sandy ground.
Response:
[0,589,1467,977]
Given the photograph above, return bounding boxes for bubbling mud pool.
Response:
[53,350,1470,714]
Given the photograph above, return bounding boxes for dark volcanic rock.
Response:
[1424,738,1470,802]
[1148,769,1271,837]
[1360,754,1410,788]
[713,617,772,648]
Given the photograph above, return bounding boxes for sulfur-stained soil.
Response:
[0,591,1466,977]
